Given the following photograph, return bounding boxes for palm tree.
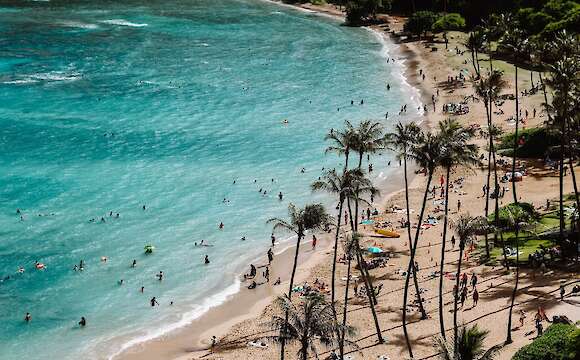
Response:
[451,214,488,352]
[437,118,480,339]
[464,29,484,77]
[267,203,330,360]
[433,324,501,360]
[311,169,367,315]
[350,119,385,228]
[325,122,356,172]
[499,26,530,205]
[339,232,358,358]
[474,71,507,265]
[543,32,580,243]
[269,295,354,360]
[403,132,442,359]
[502,205,533,344]
[385,122,427,320]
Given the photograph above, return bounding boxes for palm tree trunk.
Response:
[301,335,308,360]
[280,232,304,360]
[438,166,451,339]
[559,122,565,244]
[404,155,427,319]
[484,100,493,251]
[475,48,481,76]
[355,242,383,343]
[331,199,345,314]
[453,241,465,354]
[403,171,434,360]
[499,230,509,271]
[512,65,519,204]
[492,141,502,264]
[340,250,353,359]
[566,122,580,211]
[505,228,519,344]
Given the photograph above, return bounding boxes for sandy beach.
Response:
[116,4,579,360]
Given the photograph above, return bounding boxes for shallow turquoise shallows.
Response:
[0,0,420,358]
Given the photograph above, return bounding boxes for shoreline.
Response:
[114,5,433,360]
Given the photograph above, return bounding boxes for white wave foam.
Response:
[107,279,241,360]
[2,79,39,85]
[102,19,148,27]
[367,27,424,119]
[28,71,82,82]
[59,20,99,30]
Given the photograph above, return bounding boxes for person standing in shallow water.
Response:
[150,297,159,307]
[24,312,31,323]
[79,317,86,327]
[204,255,210,264]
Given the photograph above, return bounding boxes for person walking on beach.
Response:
[267,248,274,264]
[519,309,526,328]
[451,235,456,249]
[560,284,565,300]
[271,233,276,247]
[460,286,468,308]
[472,287,479,307]
[457,199,461,212]
[210,336,217,353]
[312,235,317,250]
[264,266,270,282]
[471,273,478,290]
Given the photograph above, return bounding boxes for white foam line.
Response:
[366,27,424,120]
[107,279,241,360]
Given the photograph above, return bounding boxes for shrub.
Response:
[404,11,438,38]
[497,127,560,158]
[432,13,466,32]
[489,202,539,229]
[512,323,578,360]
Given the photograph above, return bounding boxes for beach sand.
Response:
[116,5,579,360]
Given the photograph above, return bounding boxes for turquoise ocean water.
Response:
[0,0,421,358]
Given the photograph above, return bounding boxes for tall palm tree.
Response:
[311,169,367,315]
[267,203,330,360]
[474,71,507,265]
[385,122,427,320]
[433,324,501,360]
[451,214,488,353]
[464,29,484,78]
[543,32,580,243]
[325,122,356,172]
[502,206,534,344]
[437,118,480,339]
[349,120,385,308]
[499,26,530,205]
[339,232,359,358]
[269,295,355,360]
[350,119,385,228]
[403,132,442,359]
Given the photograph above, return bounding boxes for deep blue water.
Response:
[0,0,420,358]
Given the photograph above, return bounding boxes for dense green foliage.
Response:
[403,10,438,36]
[489,202,539,229]
[497,127,560,158]
[432,13,466,32]
[512,323,579,360]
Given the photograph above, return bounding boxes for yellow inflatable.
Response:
[374,228,400,238]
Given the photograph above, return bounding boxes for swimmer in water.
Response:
[25,312,31,323]
[219,222,224,229]
[204,255,210,264]
[132,260,137,268]
[150,297,159,307]
[241,236,246,241]
[118,279,124,285]
[156,271,163,281]
[278,192,283,200]
[79,317,87,327]
[141,286,145,293]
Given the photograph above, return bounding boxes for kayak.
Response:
[373,228,400,238]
